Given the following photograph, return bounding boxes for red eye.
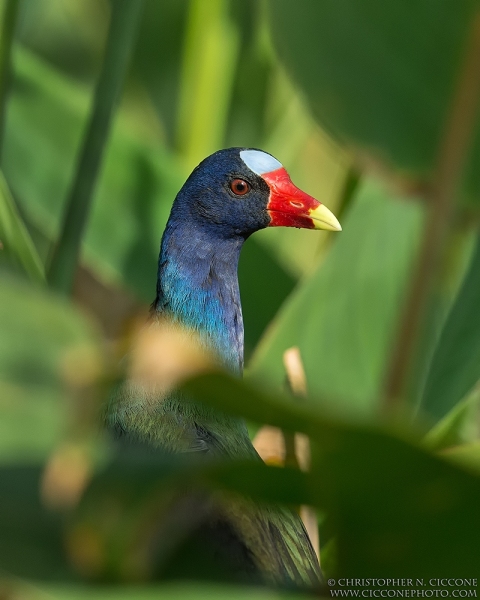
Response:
[230,179,250,195]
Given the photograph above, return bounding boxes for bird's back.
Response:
[108,382,322,589]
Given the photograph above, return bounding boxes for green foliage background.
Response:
[1,0,480,597]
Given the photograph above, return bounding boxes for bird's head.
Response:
[174,147,341,238]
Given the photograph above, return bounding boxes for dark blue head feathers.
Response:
[169,147,273,239]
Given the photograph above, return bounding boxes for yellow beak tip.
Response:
[309,203,342,232]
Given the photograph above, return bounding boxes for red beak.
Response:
[262,168,341,231]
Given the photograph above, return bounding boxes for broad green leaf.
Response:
[0,276,102,461]
[249,177,423,414]
[0,168,45,281]
[4,45,184,301]
[312,422,480,578]
[268,0,480,202]
[183,371,480,577]
[421,236,480,421]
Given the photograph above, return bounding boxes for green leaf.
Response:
[312,423,480,578]
[421,235,480,420]
[268,0,480,201]
[0,169,45,281]
[0,276,102,461]
[183,371,480,577]
[249,177,423,414]
[182,371,318,437]
[4,46,184,301]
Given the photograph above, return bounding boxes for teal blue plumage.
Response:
[108,148,326,588]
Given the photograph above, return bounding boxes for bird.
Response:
[107,147,341,588]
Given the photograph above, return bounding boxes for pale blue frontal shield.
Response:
[239,149,283,176]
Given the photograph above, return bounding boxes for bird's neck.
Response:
[110,210,254,457]
[154,218,245,373]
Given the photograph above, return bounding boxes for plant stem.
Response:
[47,0,143,295]
[383,11,480,410]
[175,0,239,171]
[283,347,320,563]
[0,0,19,163]
[282,347,305,470]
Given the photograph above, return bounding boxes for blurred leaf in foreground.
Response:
[183,371,480,577]
[0,276,103,461]
[0,277,105,579]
